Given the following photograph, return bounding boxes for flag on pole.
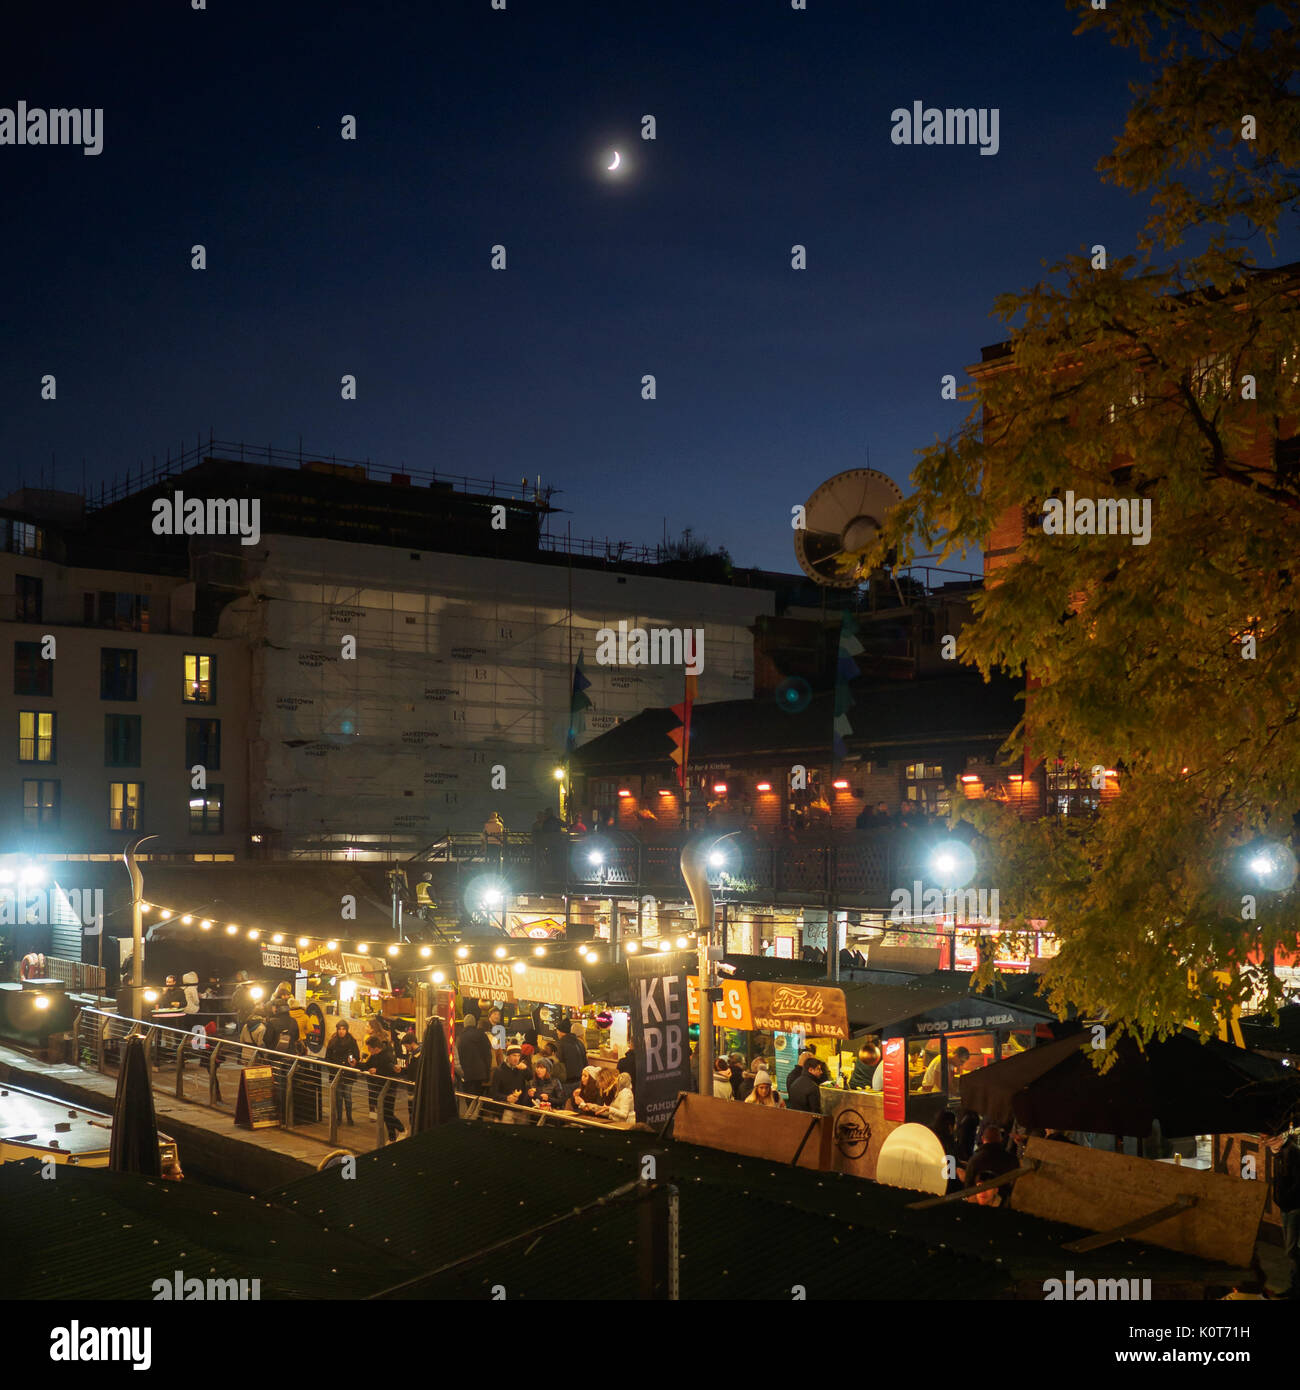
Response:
[832,609,862,765]
[566,649,592,754]
[667,673,698,787]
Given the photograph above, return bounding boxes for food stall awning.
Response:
[727,973,1048,1036]
[137,863,397,941]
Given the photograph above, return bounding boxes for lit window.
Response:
[18,710,56,762]
[109,782,144,831]
[183,653,216,704]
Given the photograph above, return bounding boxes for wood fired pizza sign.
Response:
[746,982,849,1038]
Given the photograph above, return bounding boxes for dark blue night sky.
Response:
[1,1,1254,571]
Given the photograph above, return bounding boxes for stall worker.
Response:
[850,1042,882,1090]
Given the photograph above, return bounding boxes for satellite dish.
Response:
[794,468,904,588]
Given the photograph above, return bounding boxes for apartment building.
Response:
[0,498,249,857]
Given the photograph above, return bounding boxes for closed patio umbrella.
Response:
[961,1026,1300,1138]
[409,1018,457,1133]
[109,1034,163,1176]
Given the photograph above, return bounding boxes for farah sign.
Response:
[747,982,849,1038]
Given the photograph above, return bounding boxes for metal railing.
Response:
[83,436,558,512]
[72,1007,417,1152]
[69,1008,619,1154]
[457,1091,638,1130]
[44,957,107,994]
[414,825,945,909]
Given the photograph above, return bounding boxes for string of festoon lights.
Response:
[137,901,698,980]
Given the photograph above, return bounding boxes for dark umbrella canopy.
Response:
[410,1018,457,1133]
[109,1035,163,1176]
[961,1028,1300,1138]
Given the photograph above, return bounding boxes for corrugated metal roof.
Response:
[1,1158,416,1300]
[272,1120,1238,1296]
[572,672,1021,773]
[3,1113,1243,1300]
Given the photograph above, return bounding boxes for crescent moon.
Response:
[607,151,621,171]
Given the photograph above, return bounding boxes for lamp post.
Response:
[118,834,157,1021]
[681,831,742,1097]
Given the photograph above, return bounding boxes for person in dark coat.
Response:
[954,1109,981,1163]
[618,1045,636,1083]
[324,1021,361,1123]
[933,1109,963,1193]
[784,1051,813,1102]
[787,1056,829,1113]
[556,1017,587,1100]
[964,1125,1018,1204]
[363,1035,405,1140]
[491,1045,533,1108]
[262,999,301,1054]
[456,1014,495,1095]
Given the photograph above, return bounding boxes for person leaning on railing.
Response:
[363,1034,405,1141]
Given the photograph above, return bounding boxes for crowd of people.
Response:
[236,986,420,1139]
[854,800,946,830]
[453,1012,639,1125]
[928,1108,1079,1204]
[694,1047,840,1111]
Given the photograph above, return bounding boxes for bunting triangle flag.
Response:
[666,673,698,786]
[566,649,593,754]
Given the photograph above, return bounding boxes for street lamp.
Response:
[1241,839,1298,893]
[681,832,742,1098]
[929,841,976,888]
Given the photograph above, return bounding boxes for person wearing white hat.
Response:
[744,1070,784,1107]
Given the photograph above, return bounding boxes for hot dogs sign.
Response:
[456,961,585,1010]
